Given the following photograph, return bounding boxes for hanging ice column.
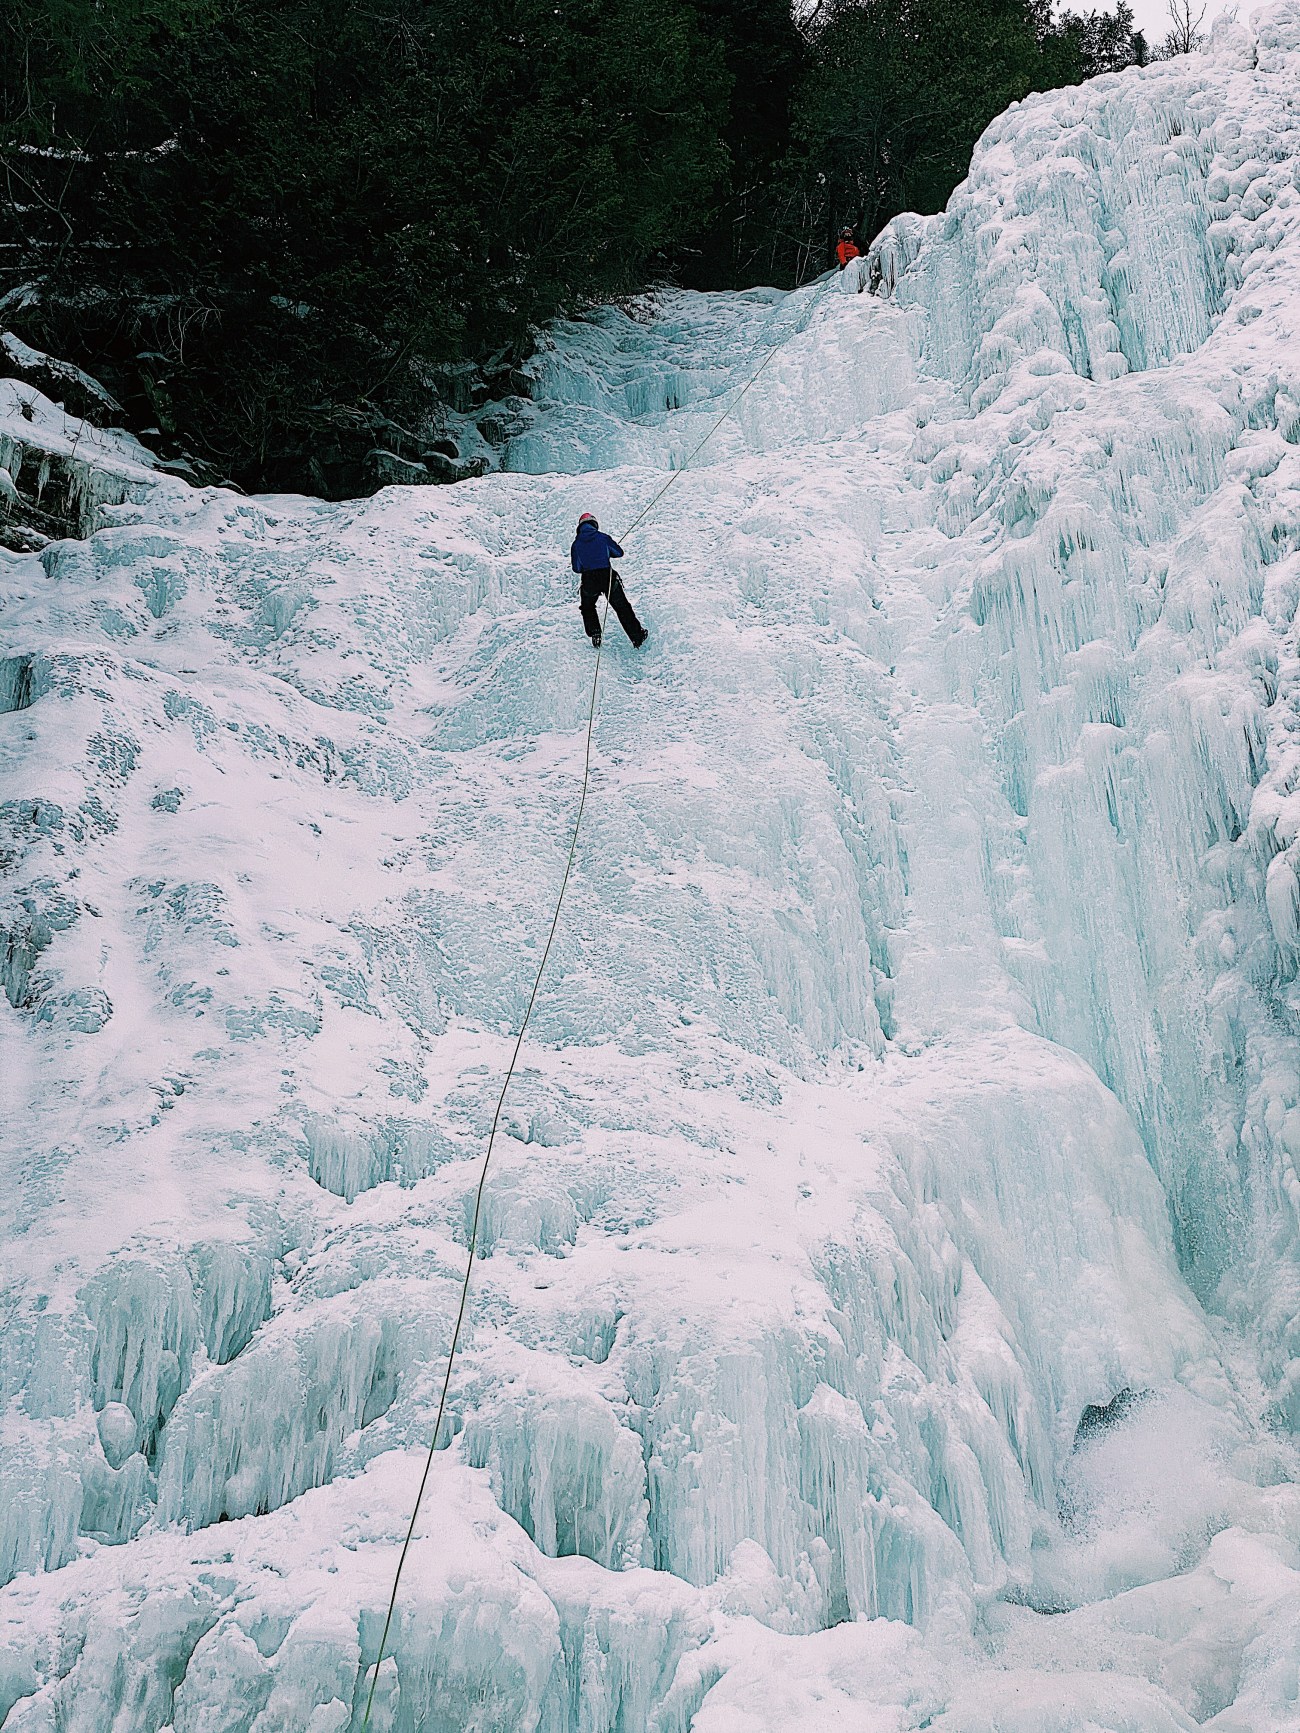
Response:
[869,4,1300,1368]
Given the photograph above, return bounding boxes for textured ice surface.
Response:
[7,8,1300,1728]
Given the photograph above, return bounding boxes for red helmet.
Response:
[577,511,598,527]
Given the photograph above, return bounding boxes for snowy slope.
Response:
[6,8,1300,1728]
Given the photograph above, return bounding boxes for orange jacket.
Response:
[836,237,861,268]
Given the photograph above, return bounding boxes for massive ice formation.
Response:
[6,6,1300,1727]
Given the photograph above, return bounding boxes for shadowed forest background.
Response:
[1,0,1145,494]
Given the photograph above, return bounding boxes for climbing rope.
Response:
[361,269,836,1726]
[619,277,835,541]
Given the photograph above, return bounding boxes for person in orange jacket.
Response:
[836,226,861,270]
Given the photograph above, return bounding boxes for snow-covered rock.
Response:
[6,6,1300,1727]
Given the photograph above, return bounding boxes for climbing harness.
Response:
[361,270,837,1725]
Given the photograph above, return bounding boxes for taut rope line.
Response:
[361,271,835,1726]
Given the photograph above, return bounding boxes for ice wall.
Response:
[5,7,1300,1729]
[866,5,1300,1370]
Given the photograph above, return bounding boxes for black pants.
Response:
[580,568,643,642]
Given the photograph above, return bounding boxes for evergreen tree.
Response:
[778,0,1044,272]
[0,0,1147,493]
[773,0,1148,283]
[1051,0,1149,76]
[1,0,728,491]
[681,0,807,284]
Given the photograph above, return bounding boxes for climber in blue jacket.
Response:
[570,513,647,649]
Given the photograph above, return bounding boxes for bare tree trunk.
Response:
[1164,0,1207,56]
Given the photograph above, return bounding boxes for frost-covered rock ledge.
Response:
[0,355,160,554]
[7,7,1300,1729]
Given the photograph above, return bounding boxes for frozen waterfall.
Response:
[6,6,1300,1728]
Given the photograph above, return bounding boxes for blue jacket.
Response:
[571,522,624,572]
